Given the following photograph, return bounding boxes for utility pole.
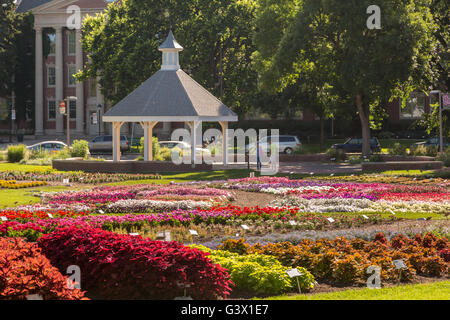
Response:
[60,96,77,146]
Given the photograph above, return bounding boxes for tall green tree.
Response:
[78,0,258,117]
[262,0,439,156]
[0,0,34,124]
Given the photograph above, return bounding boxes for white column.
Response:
[55,26,64,134]
[75,29,84,133]
[188,121,202,165]
[219,121,229,165]
[34,26,44,135]
[140,121,157,161]
[112,122,123,162]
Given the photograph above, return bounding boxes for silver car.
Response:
[88,135,129,153]
[27,141,67,152]
[245,135,302,154]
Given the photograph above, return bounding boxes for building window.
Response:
[68,30,76,55]
[89,78,97,97]
[47,66,56,86]
[68,65,77,86]
[69,100,76,119]
[48,100,56,120]
[47,32,56,55]
[400,92,425,119]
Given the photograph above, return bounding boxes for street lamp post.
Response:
[97,104,102,136]
[60,96,77,146]
[430,90,443,156]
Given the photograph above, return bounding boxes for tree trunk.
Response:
[356,94,371,157]
[319,116,325,150]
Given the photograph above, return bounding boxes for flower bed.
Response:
[0,170,161,184]
[218,233,449,285]
[0,180,47,189]
[0,237,87,300]
[38,227,232,299]
[190,244,315,295]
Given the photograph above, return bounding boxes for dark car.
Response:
[410,137,450,150]
[331,138,381,153]
[88,135,129,153]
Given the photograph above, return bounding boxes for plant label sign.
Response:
[362,215,369,220]
[47,213,53,219]
[189,230,198,236]
[393,259,407,270]
[286,268,303,278]
[389,209,396,215]
[26,294,43,300]
[1,216,7,221]
[98,210,105,214]
[241,224,250,230]
[327,217,335,223]
[289,220,297,226]
[63,178,70,184]
[129,233,139,236]
[164,231,171,242]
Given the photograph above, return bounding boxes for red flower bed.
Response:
[38,227,232,299]
[0,209,88,220]
[0,237,87,300]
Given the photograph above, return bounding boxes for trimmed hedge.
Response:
[0,237,87,300]
[38,227,232,299]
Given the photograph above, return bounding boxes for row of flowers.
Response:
[0,170,161,184]
[217,233,449,285]
[0,180,47,189]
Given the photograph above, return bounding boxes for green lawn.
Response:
[264,281,450,300]
[0,185,70,208]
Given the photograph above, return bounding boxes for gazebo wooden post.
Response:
[219,121,229,165]
[140,121,158,161]
[112,121,124,162]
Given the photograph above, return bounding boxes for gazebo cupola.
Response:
[158,30,183,71]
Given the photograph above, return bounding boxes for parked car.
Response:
[245,135,302,155]
[27,141,67,152]
[410,137,450,150]
[331,138,381,153]
[158,141,211,156]
[88,135,129,153]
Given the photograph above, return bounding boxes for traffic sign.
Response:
[59,101,66,114]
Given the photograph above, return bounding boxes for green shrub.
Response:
[139,136,160,159]
[0,149,7,161]
[348,156,362,164]
[437,149,450,167]
[369,153,384,162]
[70,140,89,158]
[412,145,438,157]
[378,131,394,139]
[327,148,346,161]
[388,143,407,156]
[7,144,27,163]
[190,244,315,295]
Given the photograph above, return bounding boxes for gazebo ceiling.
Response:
[103,69,237,122]
[103,30,238,123]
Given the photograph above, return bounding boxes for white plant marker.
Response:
[241,224,250,230]
[129,233,139,236]
[47,213,53,218]
[327,217,335,223]
[289,220,297,226]
[164,231,171,242]
[393,259,407,270]
[362,215,369,220]
[389,209,396,215]
[1,216,7,221]
[98,209,105,214]
[189,230,198,236]
[26,294,43,300]
[286,268,304,293]
[63,178,70,184]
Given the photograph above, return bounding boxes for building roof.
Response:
[15,0,52,13]
[103,69,237,122]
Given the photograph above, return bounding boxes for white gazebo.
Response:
[102,30,238,163]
